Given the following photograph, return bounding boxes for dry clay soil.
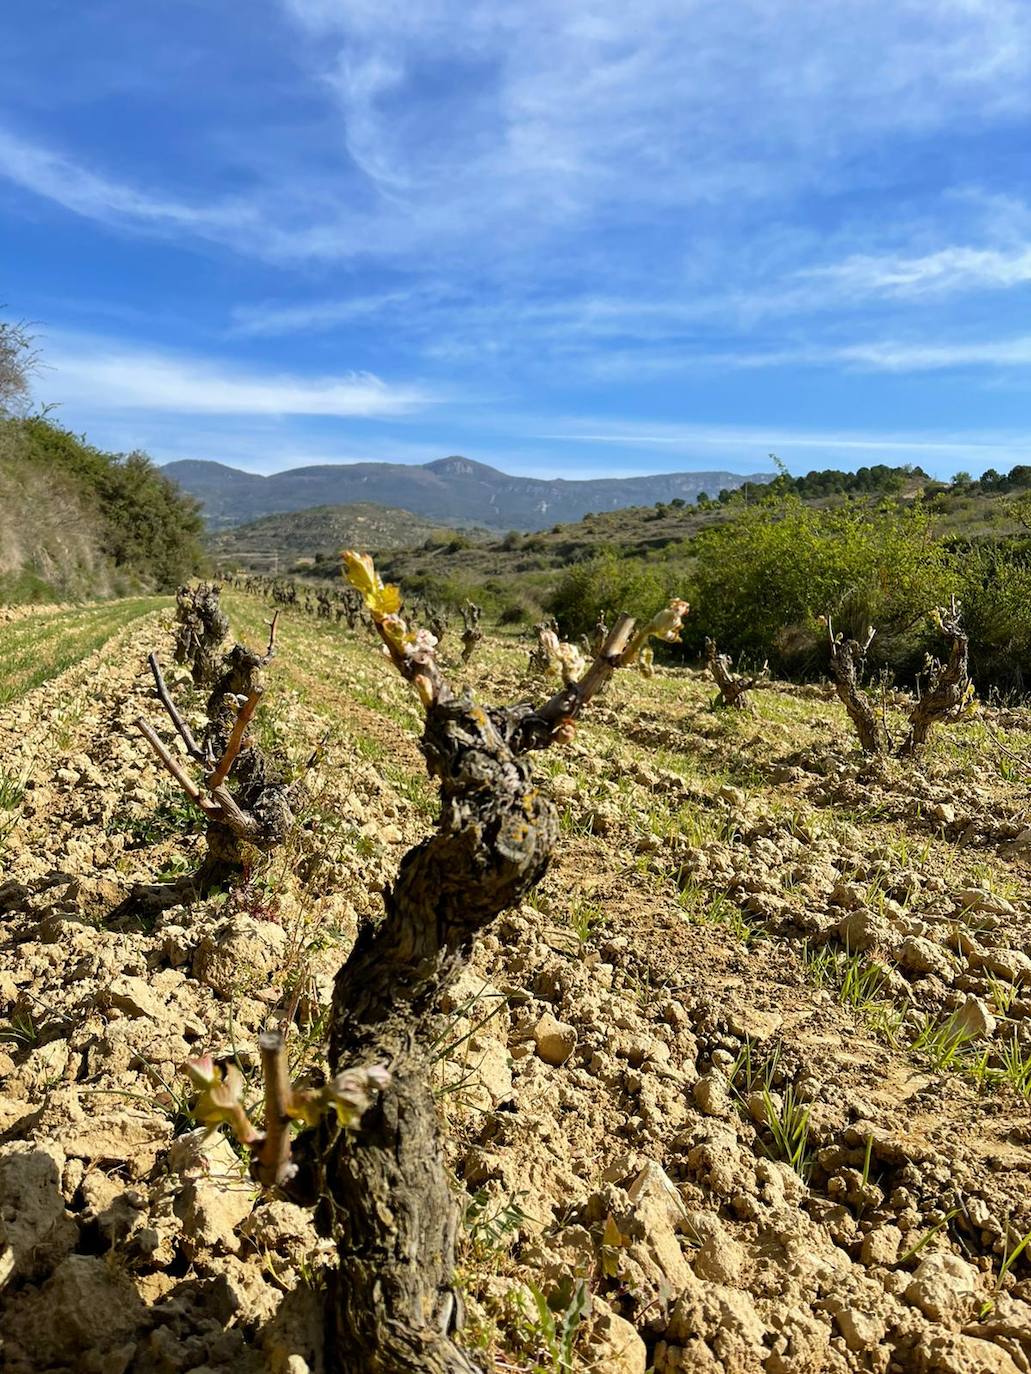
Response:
[1,592,1030,1374]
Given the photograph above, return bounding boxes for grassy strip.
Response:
[0,597,168,704]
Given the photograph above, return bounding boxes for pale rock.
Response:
[726,1006,782,1041]
[834,1307,885,1352]
[103,974,165,1020]
[626,1160,687,1222]
[624,1192,694,1293]
[586,1299,647,1374]
[0,1141,78,1282]
[688,1213,746,1285]
[533,1012,577,1066]
[860,1223,902,1266]
[60,1109,172,1176]
[897,935,955,981]
[830,881,865,910]
[837,907,893,950]
[192,914,289,998]
[176,1162,256,1257]
[589,803,620,835]
[13,1038,70,1093]
[1,1254,145,1369]
[463,1034,513,1109]
[950,995,996,1041]
[906,1251,980,1323]
[956,887,1016,917]
[975,948,1031,982]
[693,1070,733,1119]
[917,1331,1022,1374]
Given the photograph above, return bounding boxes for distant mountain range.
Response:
[163,456,774,532]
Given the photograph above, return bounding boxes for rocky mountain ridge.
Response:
[164,455,773,531]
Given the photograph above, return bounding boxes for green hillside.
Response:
[0,417,205,603]
[208,502,484,570]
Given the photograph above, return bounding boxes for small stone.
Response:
[860,1224,902,1266]
[585,1300,647,1374]
[533,1012,577,1066]
[838,907,892,951]
[950,995,996,1041]
[906,1252,980,1323]
[956,887,1016,917]
[834,1307,885,1352]
[626,1161,687,1221]
[104,975,165,1020]
[897,936,955,981]
[693,1070,733,1119]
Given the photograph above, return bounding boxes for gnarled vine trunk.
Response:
[321,698,559,1372]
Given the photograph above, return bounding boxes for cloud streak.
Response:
[39,334,435,417]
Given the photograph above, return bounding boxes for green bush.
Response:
[956,542,1031,696]
[548,549,674,636]
[684,497,955,679]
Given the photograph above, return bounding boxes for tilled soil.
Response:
[0,594,1030,1374]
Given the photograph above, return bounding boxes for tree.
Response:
[114,600,307,916]
[173,583,230,686]
[0,318,36,414]
[704,637,767,710]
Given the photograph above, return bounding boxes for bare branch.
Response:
[252,1031,296,1189]
[134,716,219,815]
[147,653,207,763]
[208,688,262,789]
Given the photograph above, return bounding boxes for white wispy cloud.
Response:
[0,129,251,233]
[537,418,1031,467]
[229,287,438,337]
[39,333,435,416]
[798,244,1031,300]
[6,0,1031,271]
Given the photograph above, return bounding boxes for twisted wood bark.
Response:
[704,636,762,710]
[318,609,651,1373]
[321,699,557,1372]
[898,611,971,757]
[173,582,230,687]
[827,623,885,755]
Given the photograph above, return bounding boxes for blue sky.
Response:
[5,0,1031,480]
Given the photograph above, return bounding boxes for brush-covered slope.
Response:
[0,418,205,603]
[207,502,482,569]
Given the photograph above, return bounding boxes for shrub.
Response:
[956,542,1031,696]
[18,417,205,590]
[684,497,954,681]
[548,550,674,637]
